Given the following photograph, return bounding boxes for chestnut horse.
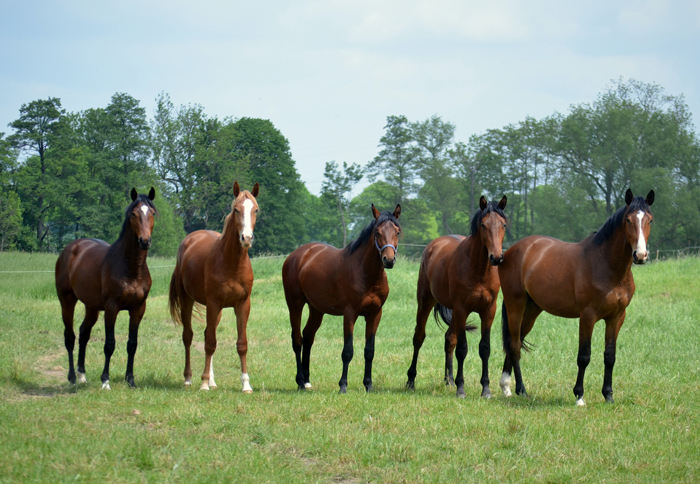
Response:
[169,181,259,392]
[283,204,401,393]
[56,187,156,389]
[406,196,507,398]
[499,189,654,405]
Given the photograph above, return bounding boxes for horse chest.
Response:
[111,280,149,307]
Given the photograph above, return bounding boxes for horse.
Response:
[406,196,507,398]
[283,204,401,393]
[499,188,654,405]
[55,187,156,389]
[169,181,260,392]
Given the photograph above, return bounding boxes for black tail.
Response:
[434,303,477,332]
[501,300,534,353]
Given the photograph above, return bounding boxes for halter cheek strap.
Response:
[375,238,398,256]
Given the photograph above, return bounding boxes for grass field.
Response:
[0,251,698,483]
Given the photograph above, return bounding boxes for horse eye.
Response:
[481,223,485,229]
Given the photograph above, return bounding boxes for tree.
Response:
[365,115,417,205]
[322,161,363,246]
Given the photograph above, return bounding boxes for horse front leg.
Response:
[339,311,358,394]
[363,309,382,392]
[100,304,119,390]
[450,306,470,398]
[478,305,497,399]
[125,303,146,388]
[602,310,626,404]
[201,302,222,391]
[234,297,253,394]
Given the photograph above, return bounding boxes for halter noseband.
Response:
[375,237,398,257]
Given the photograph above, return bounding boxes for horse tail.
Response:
[501,300,535,353]
[434,303,478,332]
[169,264,183,326]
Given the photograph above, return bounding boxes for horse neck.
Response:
[354,232,385,282]
[113,227,149,277]
[218,214,248,265]
[460,232,491,279]
[592,225,634,280]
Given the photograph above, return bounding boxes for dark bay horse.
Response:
[169,181,259,392]
[56,188,156,389]
[283,204,401,393]
[406,196,507,398]
[499,189,654,405]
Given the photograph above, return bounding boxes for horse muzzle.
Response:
[240,234,254,248]
[382,257,396,269]
[633,251,648,265]
[489,254,504,266]
[138,237,152,250]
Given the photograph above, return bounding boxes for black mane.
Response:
[345,211,401,254]
[590,196,652,246]
[117,194,157,240]
[470,201,507,236]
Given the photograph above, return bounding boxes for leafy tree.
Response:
[322,160,363,246]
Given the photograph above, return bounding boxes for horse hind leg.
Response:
[180,296,195,386]
[301,306,324,390]
[200,306,222,391]
[406,286,435,389]
[59,292,78,384]
[76,306,100,384]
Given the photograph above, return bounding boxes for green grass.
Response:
[0,251,698,483]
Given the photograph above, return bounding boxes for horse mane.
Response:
[117,194,157,240]
[590,196,652,246]
[345,211,401,254]
[470,201,507,236]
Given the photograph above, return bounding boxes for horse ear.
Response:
[498,195,507,210]
[130,188,138,201]
[251,182,259,198]
[479,196,487,211]
[625,188,633,205]
[371,203,381,220]
[148,187,156,200]
[233,181,240,197]
[646,190,655,206]
[393,204,401,219]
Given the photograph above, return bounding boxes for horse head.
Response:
[371,203,401,269]
[232,181,260,248]
[129,187,156,250]
[623,188,654,264]
[477,195,508,266]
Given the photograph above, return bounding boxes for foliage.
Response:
[322,160,363,246]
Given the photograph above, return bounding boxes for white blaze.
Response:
[242,199,254,238]
[636,211,647,256]
[140,204,149,215]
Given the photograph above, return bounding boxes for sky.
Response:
[1,0,699,195]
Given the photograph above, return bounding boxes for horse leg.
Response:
[572,311,597,406]
[180,297,195,386]
[76,307,100,384]
[602,310,626,404]
[478,304,497,398]
[201,303,222,391]
[501,298,538,398]
[339,312,358,394]
[301,307,324,389]
[124,303,146,388]
[363,309,382,392]
[287,299,305,390]
[59,293,78,384]
[444,327,458,386]
[234,297,253,394]
[406,277,436,389]
[100,304,119,390]
[451,307,470,398]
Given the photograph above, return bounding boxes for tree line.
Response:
[1,78,699,257]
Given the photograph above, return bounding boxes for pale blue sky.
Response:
[1,1,699,194]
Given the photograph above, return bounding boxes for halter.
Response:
[375,237,398,256]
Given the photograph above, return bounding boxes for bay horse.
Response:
[56,187,156,389]
[169,181,259,392]
[406,196,507,398]
[283,204,401,393]
[499,188,654,405]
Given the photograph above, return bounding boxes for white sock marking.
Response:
[101,380,111,390]
[636,211,647,257]
[304,382,312,389]
[242,199,254,239]
[241,372,253,393]
[500,372,512,397]
[576,397,586,407]
[140,204,149,215]
[208,357,217,388]
[77,372,87,384]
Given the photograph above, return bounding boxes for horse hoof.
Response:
[339,386,347,394]
[575,397,586,407]
[297,385,306,391]
[209,382,218,389]
[365,385,373,393]
[406,380,415,390]
[605,396,614,404]
[456,389,466,399]
[101,381,111,390]
[77,372,87,384]
[502,387,512,397]
[481,389,492,399]
[68,374,76,385]
[200,382,210,391]
[242,389,253,394]
[304,382,312,389]
[184,379,192,387]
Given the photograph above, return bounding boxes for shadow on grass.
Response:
[2,375,77,399]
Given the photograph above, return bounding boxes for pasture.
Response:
[0,251,698,483]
